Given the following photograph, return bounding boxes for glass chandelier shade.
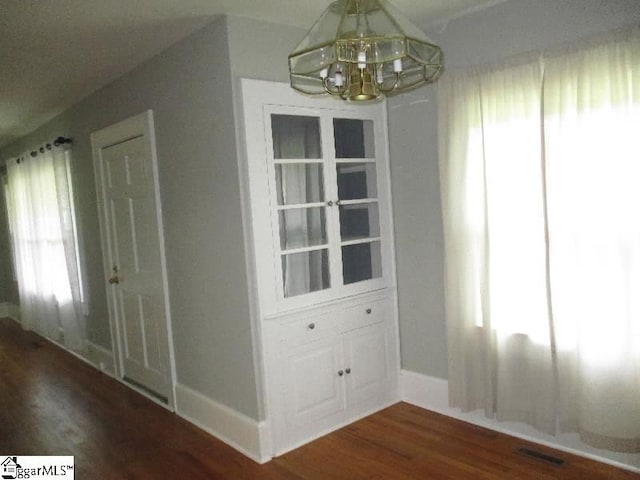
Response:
[288,0,444,102]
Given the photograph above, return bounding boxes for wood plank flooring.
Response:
[0,317,637,479]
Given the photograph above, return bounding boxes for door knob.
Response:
[109,265,120,284]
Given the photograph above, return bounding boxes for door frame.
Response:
[91,110,177,410]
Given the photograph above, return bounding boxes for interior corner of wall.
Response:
[0,302,21,322]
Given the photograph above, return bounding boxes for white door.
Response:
[283,337,346,428]
[343,322,391,410]
[91,111,175,408]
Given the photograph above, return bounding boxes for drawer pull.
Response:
[338,370,344,377]
[308,323,316,330]
[345,368,351,375]
[366,308,372,314]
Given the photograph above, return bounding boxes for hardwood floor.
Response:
[0,317,636,479]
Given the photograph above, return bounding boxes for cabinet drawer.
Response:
[281,311,338,345]
[339,298,391,333]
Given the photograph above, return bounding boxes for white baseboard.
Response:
[0,302,20,322]
[175,383,271,464]
[4,310,117,383]
[400,370,640,474]
[86,341,116,377]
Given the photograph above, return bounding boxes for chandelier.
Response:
[288,0,443,102]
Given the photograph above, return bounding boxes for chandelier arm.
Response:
[322,76,348,96]
[377,71,401,94]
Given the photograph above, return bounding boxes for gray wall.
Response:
[389,0,640,379]
[0,13,312,421]
[225,16,308,418]
[0,16,262,419]
[0,188,18,305]
[227,16,305,83]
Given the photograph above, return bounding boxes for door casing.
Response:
[91,110,176,410]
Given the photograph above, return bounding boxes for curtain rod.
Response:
[12,136,73,164]
[29,136,73,157]
[0,136,70,172]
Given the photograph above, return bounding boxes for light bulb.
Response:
[358,51,367,70]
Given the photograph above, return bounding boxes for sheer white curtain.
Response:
[439,30,640,452]
[6,144,85,351]
[544,33,640,451]
[273,120,324,297]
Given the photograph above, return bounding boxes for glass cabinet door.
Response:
[242,79,391,312]
[333,118,383,285]
[271,114,331,298]
[269,112,386,301]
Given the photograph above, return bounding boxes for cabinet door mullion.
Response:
[321,114,345,292]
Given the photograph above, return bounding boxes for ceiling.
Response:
[0,0,505,149]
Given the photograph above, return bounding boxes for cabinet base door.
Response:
[343,322,395,412]
[283,338,346,430]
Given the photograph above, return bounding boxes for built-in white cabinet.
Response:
[266,295,398,454]
[241,79,400,457]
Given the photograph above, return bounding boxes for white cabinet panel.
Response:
[339,297,388,332]
[281,310,337,345]
[283,338,346,429]
[343,322,391,409]
[268,294,399,455]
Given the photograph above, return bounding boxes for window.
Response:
[440,31,640,452]
[5,143,86,350]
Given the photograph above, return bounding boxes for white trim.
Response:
[0,302,20,321]
[1,312,115,381]
[400,370,640,474]
[175,383,271,464]
[86,341,116,377]
[90,110,177,411]
[232,75,269,426]
[272,397,399,458]
[144,111,179,414]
